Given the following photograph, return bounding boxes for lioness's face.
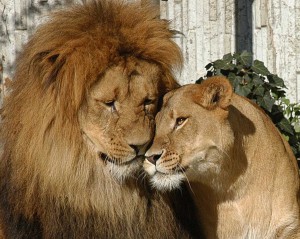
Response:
[144,80,234,191]
[79,59,163,182]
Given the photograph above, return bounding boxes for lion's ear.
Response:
[161,70,180,92]
[31,51,66,88]
[198,76,233,110]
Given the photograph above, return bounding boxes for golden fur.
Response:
[145,76,300,238]
[0,1,201,238]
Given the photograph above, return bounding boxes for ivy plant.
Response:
[197,51,300,162]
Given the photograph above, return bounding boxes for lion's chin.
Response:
[104,155,144,183]
[149,172,185,192]
[99,152,137,166]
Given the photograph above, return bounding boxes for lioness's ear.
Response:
[199,76,233,110]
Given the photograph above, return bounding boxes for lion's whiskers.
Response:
[137,170,148,184]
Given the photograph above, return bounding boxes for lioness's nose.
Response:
[146,154,162,165]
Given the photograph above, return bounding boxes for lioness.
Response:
[144,76,300,238]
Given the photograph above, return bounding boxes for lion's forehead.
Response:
[90,62,160,103]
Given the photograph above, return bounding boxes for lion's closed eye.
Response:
[94,98,117,112]
[144,98,156,106]
[104,100,116,111]
[143,97,157,115]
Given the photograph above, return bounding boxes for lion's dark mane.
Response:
[0,1,200,238]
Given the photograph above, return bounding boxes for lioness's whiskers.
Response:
[178,165,195,196]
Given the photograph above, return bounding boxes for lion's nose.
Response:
[146,154,162,165]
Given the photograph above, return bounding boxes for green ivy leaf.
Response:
[235,84,252,97]
[213,60,228,69]
[281,98,290,106]
[233,52,240,60]
[282,134,290,142]
[273,75,285,87]
[253,85,265,97]
[236,64,244,73]
[222,63,235,71]
[268,75,286,88]
[277,118,294,135]
[251,60,270,75]
[257,94,275,112]
[235,75,243,84]
[239,51,252,66]
[223,53,233,63]
[252,75,264,85]
[227,72,236,85]
[244,74,252,82]
[242,75,254,88]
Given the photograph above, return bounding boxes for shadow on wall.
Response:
[235,0,254,54]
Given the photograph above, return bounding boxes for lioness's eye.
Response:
[175,117,187,127]
[105,100,116,111]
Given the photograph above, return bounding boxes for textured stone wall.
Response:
[253,0,300,102]
[162,0,300,102]
[0,0,299,103]
[0,0,82,105]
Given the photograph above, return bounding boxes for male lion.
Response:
[145,76,300,238]
[0,1,201,238]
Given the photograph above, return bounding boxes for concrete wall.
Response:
[0,0,81,105]
[1,0,299,104]
[163,0,300,103]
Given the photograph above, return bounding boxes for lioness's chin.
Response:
[106,157,143,183]
[149,173,185,192]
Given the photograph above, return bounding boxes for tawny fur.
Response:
[145,76,300,239]
[0,1,201,238]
